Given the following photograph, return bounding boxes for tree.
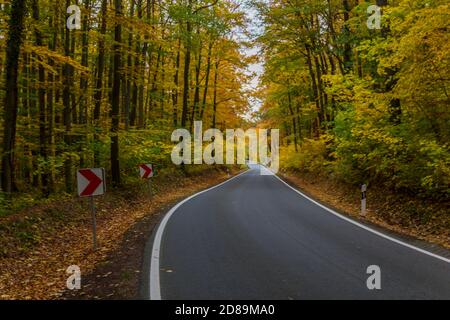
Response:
[2,0,27,194]
[111,0,123,186]
[0,0,249,200]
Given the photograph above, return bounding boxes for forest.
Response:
[0,0,251,212]
[256,0,449,199]
[0,0,449,211]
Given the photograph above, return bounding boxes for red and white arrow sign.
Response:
[77,168,106,197]
[139,164,154,179]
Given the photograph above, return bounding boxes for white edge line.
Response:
[272,173,450,264]
[149,169,251,300]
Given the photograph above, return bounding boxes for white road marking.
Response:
[149,169,251,300]
[272,172,450,264]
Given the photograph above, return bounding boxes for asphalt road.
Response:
[149,165,450,300]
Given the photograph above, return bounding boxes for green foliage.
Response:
[260,0,450,199]
[119,126,176,184]
[281,136,331,174]
[0,193,37,217]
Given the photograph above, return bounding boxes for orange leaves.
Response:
[23,44,90,75]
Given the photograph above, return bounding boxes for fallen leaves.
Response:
[0,166,239,300]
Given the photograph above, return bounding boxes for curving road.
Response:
[148,165,450,300]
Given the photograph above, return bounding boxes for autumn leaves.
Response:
[0,1,249,200]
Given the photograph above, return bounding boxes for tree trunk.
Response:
[200,40,213,120]
[172,39,181,127]
[1,0,27,193]
[212,59,220,128]
[342,0,352,74]
[63,0,74,193]
[305,45,321,136]
[181,0,192,128]
[286,87,298,151]
[111,0,122,186]
[93,0,107,167]
[191,29,202,123]
[31,0,50,197]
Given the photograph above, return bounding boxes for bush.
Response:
[280,135,331,174]
[331,104,450,198]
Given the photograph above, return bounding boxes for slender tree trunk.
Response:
[80,0,90,125]
[342,0,352,73]
[63,0,74,193]
[181,0,192,128]
[191,29,202,123]
[1,0,27,193]
[47,6,58,193]
[93,0,107,167]
[286,88,298,152]
[305,45,321,136]
[200,40,213,120]
[295,103,303,142]
[212,59,219,128]
[172,39,181,127]
[160,55,166,117]
[70,32,77,125]
[111,0,122,186]
[150,47,161,113]
[31,0,50,196]
[131,0,143,128]
[314,55,325,124]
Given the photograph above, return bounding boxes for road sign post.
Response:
[90,196,97,250]
[361,184,367,216]
[139,164,154,197]
[77,168,106,250]
[148,179,152,197]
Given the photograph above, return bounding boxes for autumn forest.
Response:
[0,0,449,207]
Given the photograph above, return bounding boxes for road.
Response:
[148,165,450,300]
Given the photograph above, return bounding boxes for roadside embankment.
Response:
[0,165,242,300]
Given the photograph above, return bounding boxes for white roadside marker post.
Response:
[77,168,106,250]
[361,183,367,216]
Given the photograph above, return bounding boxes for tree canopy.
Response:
[0,0,252,200]
[256,0,449,198]
[0,0,449,204]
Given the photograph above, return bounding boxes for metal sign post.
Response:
[90,196,97,250]
[148,179,152,197]
[361,184,367,216]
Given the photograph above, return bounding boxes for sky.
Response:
[236,0,265,119]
